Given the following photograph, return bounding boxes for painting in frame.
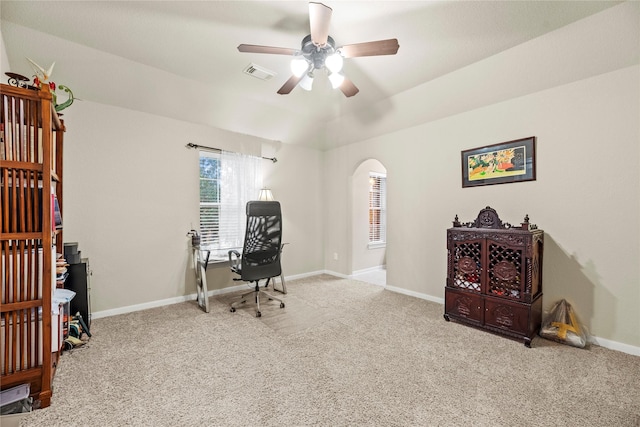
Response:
[461,136,536,188]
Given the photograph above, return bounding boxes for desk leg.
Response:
[193,248,210,313]
[272,274,287,294]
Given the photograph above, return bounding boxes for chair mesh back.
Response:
[241,201,282,281]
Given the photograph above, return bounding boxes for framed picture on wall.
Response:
[461,136,536,188]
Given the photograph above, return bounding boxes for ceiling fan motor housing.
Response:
[300,34,337,71]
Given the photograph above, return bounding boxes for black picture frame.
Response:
[461,136,536,188]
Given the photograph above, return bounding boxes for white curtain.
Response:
[219,150,262,250]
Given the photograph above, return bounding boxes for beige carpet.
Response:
[18,275,640,426]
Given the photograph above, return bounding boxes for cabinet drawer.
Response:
[445,289,483,323]
[484,298,529,335]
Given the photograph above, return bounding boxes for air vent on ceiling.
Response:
[243,63,276,81]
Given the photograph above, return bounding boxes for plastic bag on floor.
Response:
[539,299,588,348]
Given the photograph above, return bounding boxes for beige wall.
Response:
[323,65,640,348]
[0,32,9,76]
[60,101,324,314]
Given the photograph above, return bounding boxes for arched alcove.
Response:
[350,158,387,286]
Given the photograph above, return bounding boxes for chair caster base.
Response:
[280,302,285,308]
[230,307,236,313]
[256,311,261,317]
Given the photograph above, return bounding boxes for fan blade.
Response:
[277,74,304,95]
[339,77,359,97]
[238,44,297,56]
[340,39,400,58]
[309,2,332,46]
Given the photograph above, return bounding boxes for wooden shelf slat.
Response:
[0,232,43,241]
[0,299,44,313]
[0,160,44,172]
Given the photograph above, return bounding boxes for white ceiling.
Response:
[0,1,623,149]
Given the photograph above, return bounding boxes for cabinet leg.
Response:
[524,338,532,348]
[443,314,450,321]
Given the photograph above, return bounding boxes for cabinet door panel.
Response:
[449,239,483,293]
[484,299,529,335]
[486,240,523,300]
[445,289,483,323]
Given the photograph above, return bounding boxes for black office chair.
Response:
[228,201,285,317]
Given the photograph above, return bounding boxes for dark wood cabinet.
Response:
[444,207,544,347]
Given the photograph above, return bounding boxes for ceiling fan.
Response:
[238,2,399,97]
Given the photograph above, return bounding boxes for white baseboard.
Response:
[92,282,249,319]
[384,284,445,305]
[285,270,327,281]
[351,265,386,276]
[589,335,640,356]
[323,269,351,279]
[92,271,640,357]
[92,271,325,320]
[92,294,195,319]
[325,270,443,303]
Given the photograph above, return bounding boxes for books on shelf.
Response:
[1,183,62,232]
[52,193,62,230]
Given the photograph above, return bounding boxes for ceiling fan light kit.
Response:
[324,53,343,73]
[299,73,314,91]
[328,72,344,89]
[237,2,399,97]
[290,58,309,77]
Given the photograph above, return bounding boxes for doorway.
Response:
[350,158,387,286]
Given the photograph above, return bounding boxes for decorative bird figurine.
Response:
[24,57,74,112]
[27,58,55,82]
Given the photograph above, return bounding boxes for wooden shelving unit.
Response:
[1,82,65,408]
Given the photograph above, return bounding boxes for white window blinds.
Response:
[368,172,387,244]
[199,151,220,247]
[199,150,262,250]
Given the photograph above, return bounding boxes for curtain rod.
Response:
[186,142,277,163]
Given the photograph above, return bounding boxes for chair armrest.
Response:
[228,250,241,271]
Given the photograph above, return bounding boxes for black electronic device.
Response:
[66,260,91,328]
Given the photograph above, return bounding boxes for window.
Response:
[199,151,221,247]
[368,172,386,247]
[199,150,262,251]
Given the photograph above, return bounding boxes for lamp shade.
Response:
[299,73,314,91]
[258,188,274,201]
[325,53,343,73]
[290,57,309,77]
[328,72,345,89]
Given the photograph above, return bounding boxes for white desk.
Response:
[191,245,287,313]
[192,247,211,313]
